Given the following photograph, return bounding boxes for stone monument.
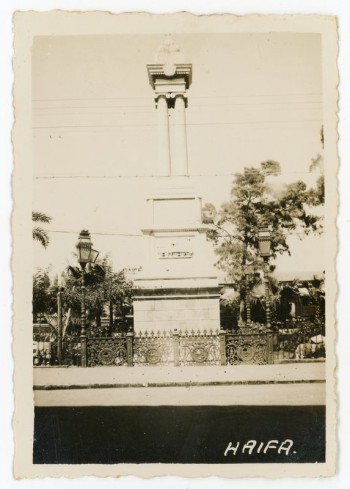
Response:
[133,38,221,332]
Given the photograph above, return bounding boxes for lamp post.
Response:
[57,287,64,365]
[245,272,252,327]
[76,230,99,367]
[258,226,272,330]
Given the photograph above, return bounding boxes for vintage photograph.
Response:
[12,12,338,478]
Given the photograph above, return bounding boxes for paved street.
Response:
[33,405,325,464]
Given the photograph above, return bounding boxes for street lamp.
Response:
[76,230,99,367]
[258,226,272,330]
[245,272,252,327]
[57,287,64,365]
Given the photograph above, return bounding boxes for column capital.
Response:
[155,94,168,108]
[155,92,188,109]
[174,93,188,108]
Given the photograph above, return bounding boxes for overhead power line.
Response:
[45,229,323,238]
[47,229,143,237]
[33,101,322,110]
[34,170,320,179]
[32,119,322,130]
[32,93,323,102]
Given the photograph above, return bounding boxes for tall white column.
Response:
[171,94,188,176]
[156,95,171,176]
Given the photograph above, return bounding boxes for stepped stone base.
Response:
[133,286,221,332]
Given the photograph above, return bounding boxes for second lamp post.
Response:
[76,230,99,367]
[258,226,272,330]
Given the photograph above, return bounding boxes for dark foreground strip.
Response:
[33,379,325,390]
[33,405,325,464]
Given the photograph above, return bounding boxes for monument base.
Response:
[133,280,221,332]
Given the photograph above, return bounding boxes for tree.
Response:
[98,255,135,332]
[62,261,106,332]
[203,160,324,325]
[32,211,52,248]
[305,273,325,330]
[308,154,324,206]
[62,254,134,335]
[308,126,324,206]
[32,267,58,322]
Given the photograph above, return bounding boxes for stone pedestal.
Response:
[133,290,220,333]
[133,178,220,332]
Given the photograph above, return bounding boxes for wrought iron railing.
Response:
[225,330,273,365]
[86,336,128,367]
[178,329,221,366]
[133,330,174,366]
[57,325,325,367]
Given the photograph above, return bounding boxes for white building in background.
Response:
[133,40,221,332]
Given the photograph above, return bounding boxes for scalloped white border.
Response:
[2,2,349,487]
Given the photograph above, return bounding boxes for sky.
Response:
[32,32,324,277]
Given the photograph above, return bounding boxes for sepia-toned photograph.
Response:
[12,11,338,479]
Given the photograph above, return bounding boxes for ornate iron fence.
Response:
[60,327,278,367]
[178,329,221,366]
[133,330,174,366]
[86,336,128,367]
[225,330,273,365]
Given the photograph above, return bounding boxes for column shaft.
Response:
[170,95,188,176]
[157,95,171,176]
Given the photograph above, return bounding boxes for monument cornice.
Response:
[133,285,222,300]
[147,63,192,89]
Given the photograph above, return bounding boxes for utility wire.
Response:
[33,101,322,110]
[34,170,321,179]
[45,229,323,238]
[33,119,322,129]
[47,229,143,237]
[33,93,323,102]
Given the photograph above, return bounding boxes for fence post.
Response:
[126,328,134,367]
[219,328,226,366]
[266,330,274,364]
[173,329,180,366]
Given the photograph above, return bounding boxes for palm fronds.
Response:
[32,211,52,224]
[32,227,50,248]
[32,211,52,248]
